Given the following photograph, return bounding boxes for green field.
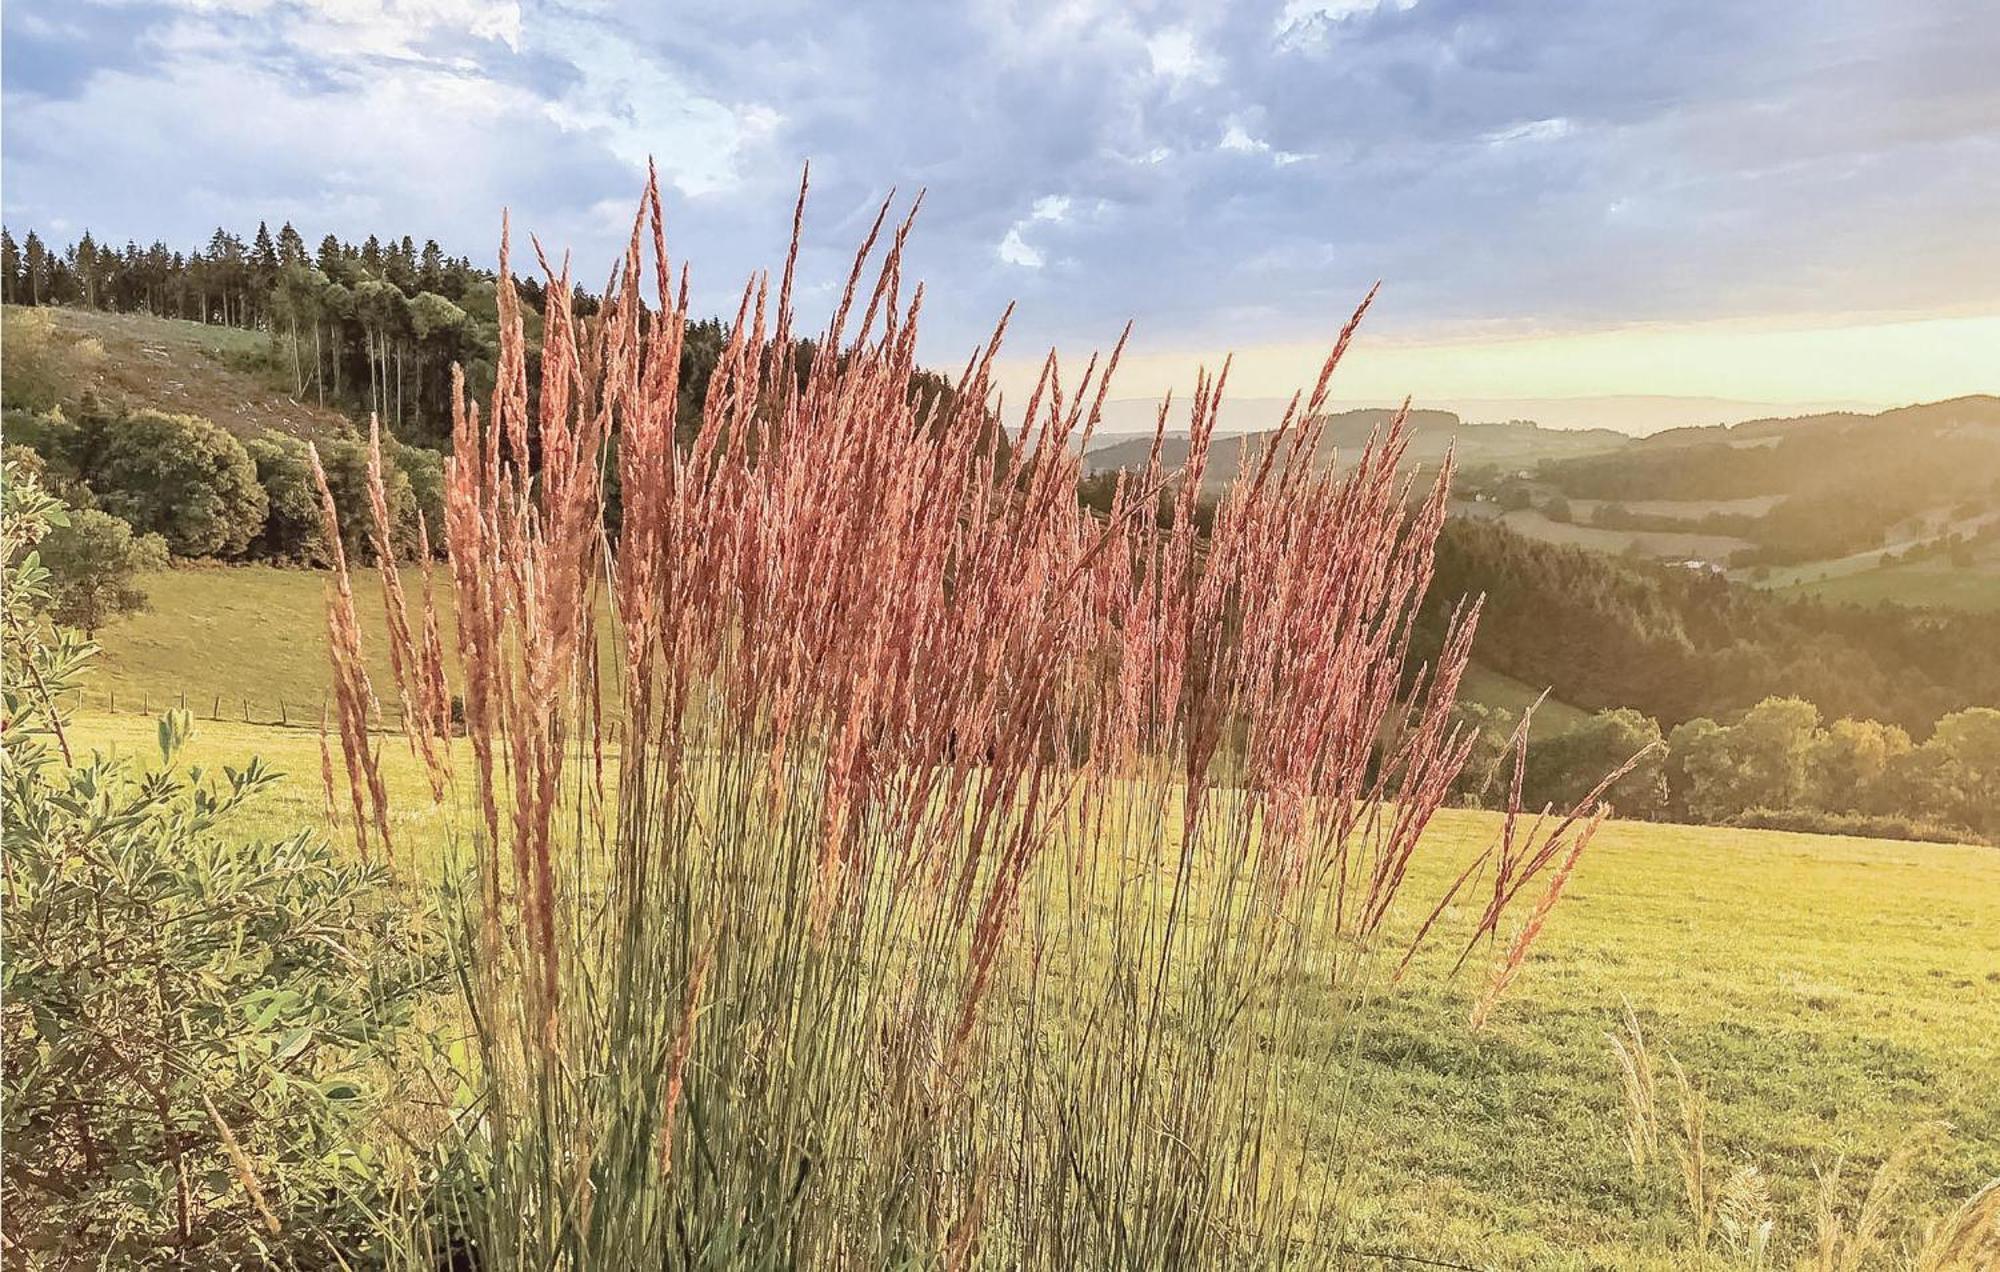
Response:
[1492,509,1753,563]
[65,708,2000,1268]
[1774,560,2000,613]
[91,568,1597,735]
[82,566,447,719]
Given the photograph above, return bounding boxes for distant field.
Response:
[1491,508,1754,561]
[1737,510,2000,611]
[65,708,2000,1267]
[1569,494,1783,520]
[1775,559,2000,612]
[1458,661,1590,733]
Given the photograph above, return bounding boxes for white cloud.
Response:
[1146,27,1212,83]
[1220,121,1312,166]
[997,194,1077,268]
[997,226,1044,269]
[1485,117,1576,146]
[160,0,523,56]
[1220,122,1267,154]
[530,14,777,197]
[1275,0,1418,50]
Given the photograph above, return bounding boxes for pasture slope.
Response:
[90,566,1593,731]
[66,709,2000,1269]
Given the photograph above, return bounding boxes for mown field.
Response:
[65,707,2000,1268]
[81,566,449,719]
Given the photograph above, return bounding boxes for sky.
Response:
[5,0,1998,431]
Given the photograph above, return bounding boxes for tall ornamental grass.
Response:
[318,173,1635,1267]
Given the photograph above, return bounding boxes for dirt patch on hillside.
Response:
[32,307,356,440]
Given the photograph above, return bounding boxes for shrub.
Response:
[1527,707,1669,819]
[248,428,427,564]
[85,409,268,557]
[1923,707,2000,839]
[246,431,328,562]
[0,459,444,1264]
[0,308,105,413]
[1727,807,1985,846]
[38,503,168,633]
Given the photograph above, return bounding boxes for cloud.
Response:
[998,195,1075,269]
[997,227,1044,269]
[2,0,1996,392]
[164,0,523,57]
[1484,117,1573,146]
[1145,27,1212,83]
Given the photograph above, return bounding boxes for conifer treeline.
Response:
[0,221,589,446]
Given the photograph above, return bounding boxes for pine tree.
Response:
[23,231,48,305]
[1,229,20,305]
[73,231,100,308]
[419,238,444,292]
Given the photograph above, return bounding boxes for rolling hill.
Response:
[1084,406,1628,486]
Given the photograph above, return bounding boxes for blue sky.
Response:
[5,0,1998,417]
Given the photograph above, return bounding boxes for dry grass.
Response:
[1606,1011,1995,1270]
[2,304,352,439]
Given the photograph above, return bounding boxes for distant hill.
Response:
[1415,517,2000,732]
[1085,407,1628,487]
[1530,396,2000,572]
[1080,394,1881,439]
[1625,395,2000,451]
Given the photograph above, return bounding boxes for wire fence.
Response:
[74,686,419,732]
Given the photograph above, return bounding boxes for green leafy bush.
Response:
[1,459,445,1264]
[85,409,269,557]
[39,504,168,633]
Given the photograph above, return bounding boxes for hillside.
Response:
[1533,396,2000,564]
[1414,517,2000,731]
[1,305,356,439]
[1631,395,2000,451]
[1084,406,1628,486]
[76,565,1600,736]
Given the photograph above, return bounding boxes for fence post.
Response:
[213,693,222,720]
[279,699,288,727]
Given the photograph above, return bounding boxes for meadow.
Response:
[65,706,2000,1268]
[78,566,1604,735]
